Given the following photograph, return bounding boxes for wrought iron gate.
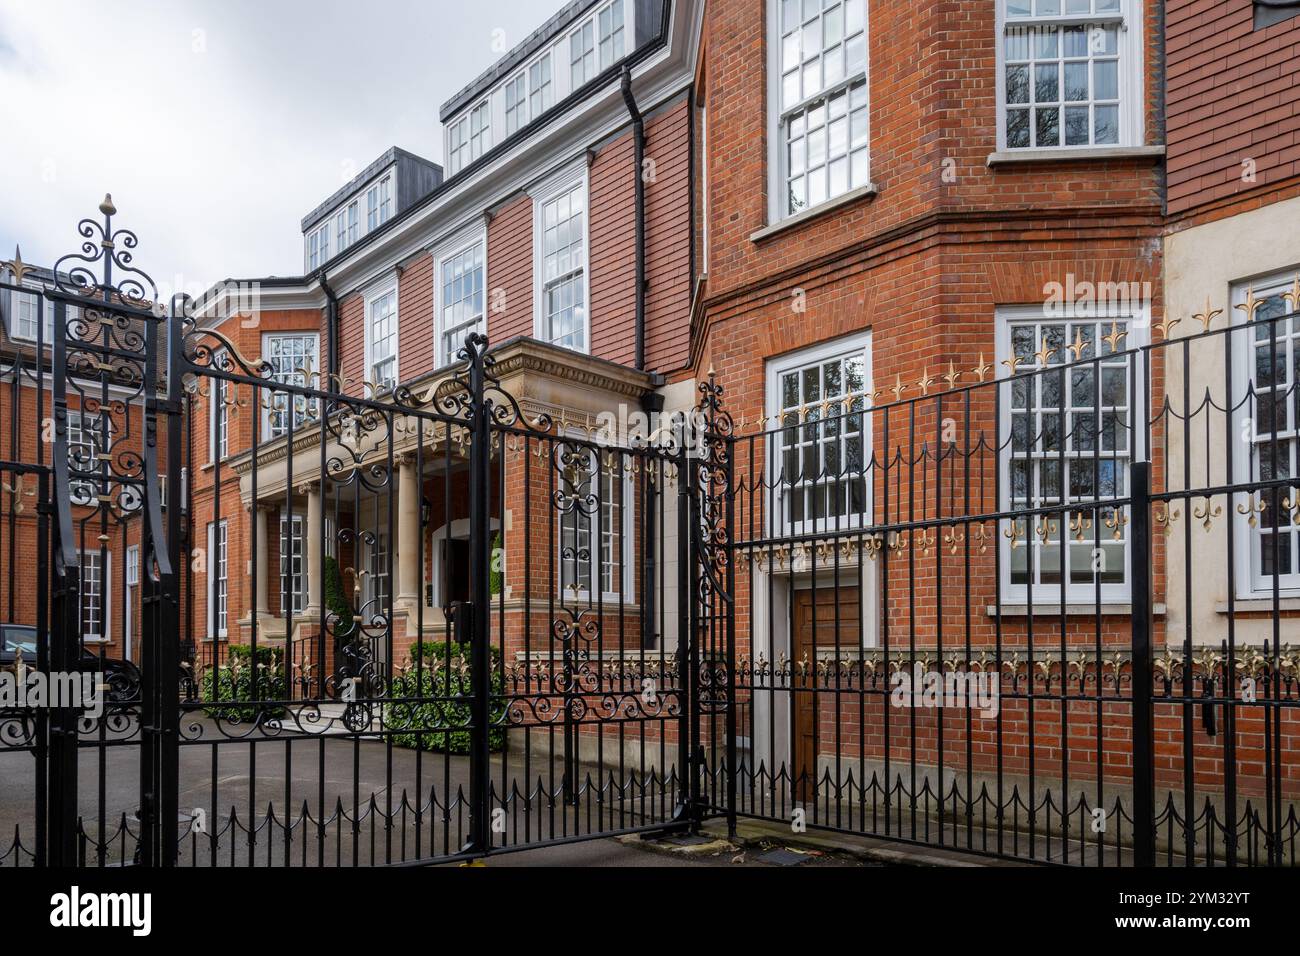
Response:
[1,205,1296,867]
[693,306,1300,868]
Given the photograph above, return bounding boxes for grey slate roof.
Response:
[439,0,601,122]
[299,146,441,233]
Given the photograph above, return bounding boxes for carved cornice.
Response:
[487,340,655,401]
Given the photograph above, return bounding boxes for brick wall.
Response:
[1167,0,1300,217]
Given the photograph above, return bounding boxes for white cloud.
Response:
[0,0,549,298]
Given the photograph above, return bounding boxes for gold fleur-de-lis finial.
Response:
[1153,314,1181,340]
[1194,297,1223,333]
[1001,353,1023,376]
[1035,516,1058,544]
[1004,522,1025,550]
[972,353,992,382]
[1101,321,1126,354]
[917,367,934,396]
[1193,497,1222,532]
[4,245,32,285]
[1068,329,1088,361]
[1284,274,1300,313]
[1284,496,1300,528]
[1035,336,1056,368]
[891,374,906,402]
[1236,494,1267,529]
[1234,287,1260,325]
[944,361,961,390]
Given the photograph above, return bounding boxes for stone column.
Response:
[304,483,323,618]
[397,455,421,614]
[251,502,270,617]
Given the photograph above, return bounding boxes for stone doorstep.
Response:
[703,818,1019,868]
[620,818,1014,867]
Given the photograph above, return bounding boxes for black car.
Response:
[1,624,142,704]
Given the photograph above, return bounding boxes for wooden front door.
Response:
[791,586,861,803]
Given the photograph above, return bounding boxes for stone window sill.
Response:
[986,602,1166,618]
[1216,597,1300,614]
[750,183,879,243]
[986,145,1165,167]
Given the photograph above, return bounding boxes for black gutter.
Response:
[621,65,647,372]
[319,271,340,390]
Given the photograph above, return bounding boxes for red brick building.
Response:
[181,0,700,718]
[0,258,178,668]
[5,0,1297,863]
[689,0,1176,800]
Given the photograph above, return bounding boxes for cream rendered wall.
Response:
[1163,195,1300,648]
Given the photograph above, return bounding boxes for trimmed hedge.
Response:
[385,641,506,755]
[200,644,288,720]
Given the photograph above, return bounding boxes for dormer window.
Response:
[504,51,556,141]
[530,53,554,117]
[8,280,74,343]
[448,102,490,176]
[598,0,626,65]
[470,102,491,160]
[570,19,596,87]
[448,118,469,175]
[570,0,625,90]
[367,175,393,232]
[505,73,527,137]
[307,222,330,271]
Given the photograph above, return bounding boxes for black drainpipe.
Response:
[319,271,339,391]
[621,65,647,372]
[622,64,659,649]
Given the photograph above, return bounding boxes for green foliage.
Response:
[323,555,355,641]
[385,641,506,755]
[200,644,288,720]
[489,532,503,596]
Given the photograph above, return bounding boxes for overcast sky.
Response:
[0,0,547,300]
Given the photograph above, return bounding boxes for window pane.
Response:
[1002,8,1125,150]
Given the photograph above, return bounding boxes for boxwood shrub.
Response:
[200,645,288,721]
[385,641,506,755]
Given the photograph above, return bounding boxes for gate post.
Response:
[1130,460,1156,867]
[48,298,80,867]
[674,444,701,828]
[155,296,187,866]
[463,334,493,857]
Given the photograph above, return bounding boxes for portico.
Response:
[222,337,660,696]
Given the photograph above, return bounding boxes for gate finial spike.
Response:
[6,246,30,284]
[99,193,116,216]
